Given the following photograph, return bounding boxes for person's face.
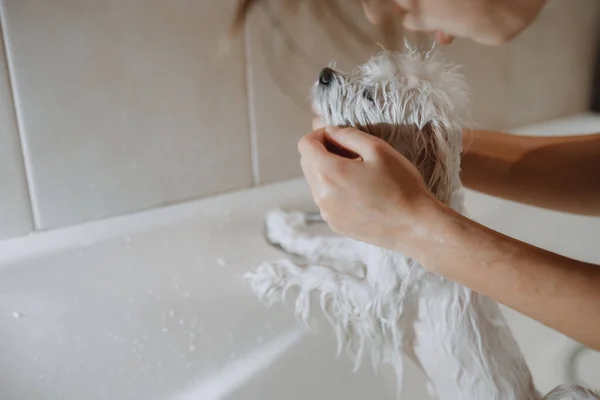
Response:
[362,0,546,45]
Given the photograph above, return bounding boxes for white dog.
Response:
[244,45,598,400]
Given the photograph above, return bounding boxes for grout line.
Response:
[0,7,42,230]
[243,19,260,186]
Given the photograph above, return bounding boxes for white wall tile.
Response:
[0,21,33,239]
[1,0,252,229]
[504,0,600,128]
[440,40,511,130]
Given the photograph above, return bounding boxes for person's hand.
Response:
[361,0,547,46]
[298,126,439,256]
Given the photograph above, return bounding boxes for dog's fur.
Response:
[244,45,598,400]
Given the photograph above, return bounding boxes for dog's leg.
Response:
[245,257,398,367]
[245,255,415,396]
[245,258,366,351]
[409,281,538,400]
[264,209,368,276]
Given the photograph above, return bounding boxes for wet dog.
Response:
[245,45,598,400]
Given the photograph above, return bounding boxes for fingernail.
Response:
[435,31,454,45]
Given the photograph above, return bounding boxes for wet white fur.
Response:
[244,46,598,400]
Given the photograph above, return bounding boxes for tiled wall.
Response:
[0,0,599,240]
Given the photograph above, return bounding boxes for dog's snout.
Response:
[319,68,335,86]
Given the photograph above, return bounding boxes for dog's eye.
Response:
[363,89,374,103]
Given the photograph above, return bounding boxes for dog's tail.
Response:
[543,384,600,400]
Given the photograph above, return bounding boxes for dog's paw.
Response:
[264,209,306,249]
[244,259,303,307]
[244,262,286,306]
[245,259,317,327]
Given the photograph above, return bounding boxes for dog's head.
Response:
[311,47,469,205]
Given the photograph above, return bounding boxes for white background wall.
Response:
[0,0,599,240]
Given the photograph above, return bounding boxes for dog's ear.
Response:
[416,121,459,205]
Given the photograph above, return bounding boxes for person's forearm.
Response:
[409,202,600,350]
[461,129,600,215]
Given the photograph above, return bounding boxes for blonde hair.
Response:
[230,0,403,50]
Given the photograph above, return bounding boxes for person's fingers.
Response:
[297,128,328,157]
[298,129,351,188]
[299,147,339,205]
[435,30,454,45]
[311,102,320,115]
[325,126,386,161]
[312,116,325,130]
[299,128,363,163]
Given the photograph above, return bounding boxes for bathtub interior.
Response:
[0,112,599,400]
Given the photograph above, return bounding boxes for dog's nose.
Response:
[319,67,335,86]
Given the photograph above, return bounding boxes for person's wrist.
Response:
[411,198,469,273]
[387,192,447,260]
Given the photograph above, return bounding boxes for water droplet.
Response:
[12,311,22,319]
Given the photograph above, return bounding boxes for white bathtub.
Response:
[0,113,599,400]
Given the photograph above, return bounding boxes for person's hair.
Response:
[227,0,407,108]
[230,0,402,51]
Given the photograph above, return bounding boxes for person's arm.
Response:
[413,201,600,351]
[461,129,600,216]
[298,126,600,351]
